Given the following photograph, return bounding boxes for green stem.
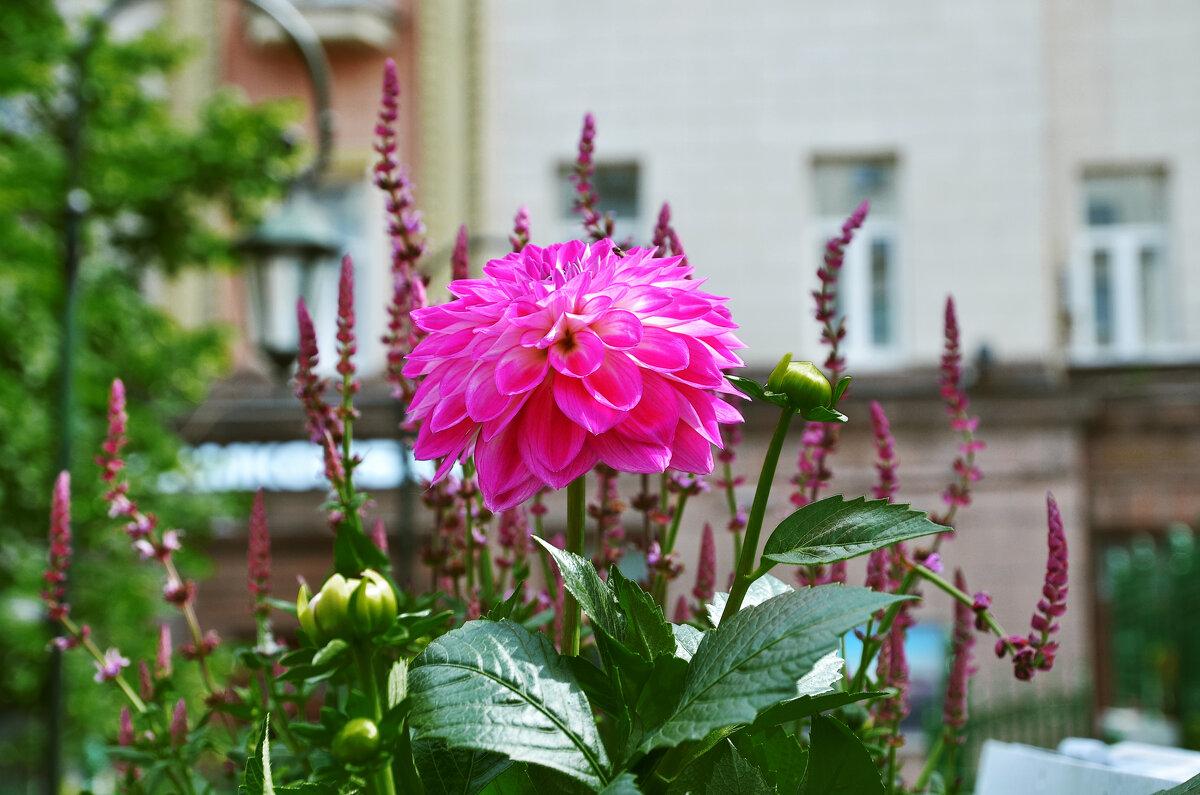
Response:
[561,476,587,656]
[64,617,147,714]
[353,646,398,795]
[913,732,946,792]
[884,735,899,795]
[651,491,691,606]
[723,407,793,619]
[910,563,1011,641]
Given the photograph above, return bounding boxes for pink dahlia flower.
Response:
[403,239,745,511]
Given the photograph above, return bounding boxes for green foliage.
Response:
[762,495,946,567]
[0,0,295,781]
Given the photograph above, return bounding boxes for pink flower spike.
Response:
[673,594,690,624]
[137,660,153,701]
[157,624,172,678]
[336,255,359,386]
[169,699,187,747]
[943,569,976,738]
[94,647,131,683]
[119,707,135,747]
[403,240,746,511]
[42,472,72,621]
[692,523,716,602]
[509,207,531,254]
[868,401,899,501]
[248,490,271,615]
[371,516,389,554]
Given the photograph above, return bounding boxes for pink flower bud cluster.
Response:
[646,541,683,582]
[943,569,977,738]
[419,476,469,584]
[934,297,985,523]
[495,506,531,574]
[247,490,271,617]
[180,629,221,662]
[996,494,1068,680]
[508,207,531,254]
[373,58,428,403]
[569,113,615,241]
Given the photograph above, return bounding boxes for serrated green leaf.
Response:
[239,715,273,795]
[762,495,944,566]
[750,689,886,731]
[534,536,626,640]
[668,739,773,795]
[707,573,794,627]
[805,714,883,794]
[408,619,611,790]
[609,567,674,660]
[388,659,408,708]
[275,785,338,795]
[671,623,704,661]
[413,739,512,795]
[1152,771,1200,795]
[642,586,904,753]
[600,772,643,794]
[486,584,526,622]
[731,725,808,794]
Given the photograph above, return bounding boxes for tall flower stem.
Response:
[61,617,146,714]
[723,407,793,620]
[562,476,587,655]
[352,645,400,795]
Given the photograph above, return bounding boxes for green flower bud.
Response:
[350,570,398,638]
[311,573,358,642]
[331,717,380,765]
[296,583,322,644]
[767,354,832,414]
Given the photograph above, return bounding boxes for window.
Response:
[814,157,901,367]
[1070,170,1172,360]
[557,161,641,237]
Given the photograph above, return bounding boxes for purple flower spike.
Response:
[569,114,613,241]
[157,623,172,678]
[336,256,360,407]
[933,297,985,526]
[169,699,187,747]
[652,202,688,268]
[295,299,337,447]
[453,224,472,280]
[673,594,690,624]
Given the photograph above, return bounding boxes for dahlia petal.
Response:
[429,389,469,432]
[615,373,679,445]
[554,376,624,434]
[583,352,643,411]
[667,424,716,474]
[465,364,512,422]
[548,328,605,377]
[474,423,534,499]
[591,431,672,474]
[592,309,643,349]
[628,326,689,372]
[495,346,549,395]
[518,383,590,485]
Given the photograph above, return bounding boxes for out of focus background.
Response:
[2,0,1199,791]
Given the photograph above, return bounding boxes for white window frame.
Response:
[815,217,903,370]
[1069,224,1171,363]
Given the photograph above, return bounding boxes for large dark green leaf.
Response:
[804,714,883,794]
[668,739,774,795]
[1152,771,1200,795]
[408,619,611,791]
[641,586,904,753]
[239,716,273,795]
[609,567,674,660]
[706,573,794,627]
[413,739,512,795]
[731,725,808,794]
[763,495,944,566]
[750,690,885,731]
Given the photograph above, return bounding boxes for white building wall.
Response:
[478,1,1050,370]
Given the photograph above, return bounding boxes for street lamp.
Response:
[239,0,341,376]
[239,189,341,377]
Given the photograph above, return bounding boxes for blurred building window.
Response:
[557,161,641,232]
[1071,169,1171,361]
[814,157,901,368]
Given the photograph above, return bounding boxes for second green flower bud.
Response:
[767,354,833,414]
[297,569,397,644]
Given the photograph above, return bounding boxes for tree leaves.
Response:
[763,495,945,566]
[408,619,611,790]
[641,586,904,753]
